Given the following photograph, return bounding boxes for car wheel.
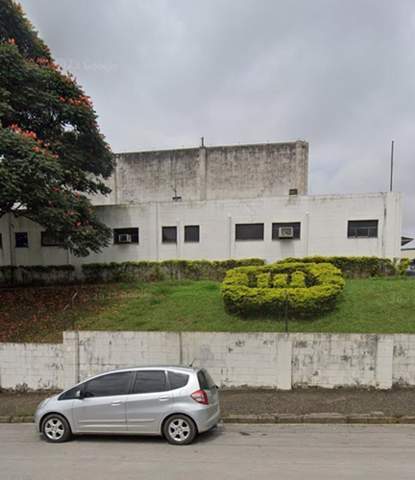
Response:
[163,414,197,445]
[41,414,72,443]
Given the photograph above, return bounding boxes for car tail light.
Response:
[191,389,209,405]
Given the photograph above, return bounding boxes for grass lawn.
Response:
[1,277,414,342]
[74,277,415,334]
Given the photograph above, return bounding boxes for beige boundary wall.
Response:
[0,331,414,391]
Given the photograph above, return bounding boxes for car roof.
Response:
[88,365,200,377]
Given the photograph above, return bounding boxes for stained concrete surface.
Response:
[2,423,415,480]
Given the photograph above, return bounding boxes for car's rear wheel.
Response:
[41,414,72,443]
[163,414,197,445]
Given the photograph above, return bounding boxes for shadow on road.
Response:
[66,424,224,446]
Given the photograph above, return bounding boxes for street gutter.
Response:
[3,413,415,424]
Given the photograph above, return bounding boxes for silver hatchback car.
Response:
[35,366,220,445]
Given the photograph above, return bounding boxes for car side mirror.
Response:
[75,389,84,400]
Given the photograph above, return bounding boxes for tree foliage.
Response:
[0,0,113,256]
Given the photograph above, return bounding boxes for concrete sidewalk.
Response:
[3,387,415,424]
[2,423,415,479]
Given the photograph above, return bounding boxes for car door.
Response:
[126,370,173,434]
[72,371,132,433]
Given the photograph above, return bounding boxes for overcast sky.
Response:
[20,0,415,236]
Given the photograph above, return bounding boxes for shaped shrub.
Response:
[221,262,345,318]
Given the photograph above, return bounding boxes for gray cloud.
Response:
[20,0,415,236]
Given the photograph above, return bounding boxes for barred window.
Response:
[41,231,65,247]
[162,226,177,244]
[184,225,199,243]
[235,223,264,241]
[347,220,378,238]
[15,232,28,248]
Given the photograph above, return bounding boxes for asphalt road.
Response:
[2,423,415,479]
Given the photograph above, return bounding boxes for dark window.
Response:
[113,228,139,244]
[272,222,301,240]
[348,220,378,238]
[41,231,64,247]
[167,371,189,390]
[162,226,177,244]
[132,370,167,394]
[59,385,82,400]
[289,188,298,195]
[15,232,28,248]
[84,372,131,397]
[184,225,199,243]
[197,369,216,390]
[235,223,264,241]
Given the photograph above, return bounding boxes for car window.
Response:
[59,385,82,400]
[84,372,131,397]
[197,369,216,390]
[167,371,189,390]
[131,370,167,394]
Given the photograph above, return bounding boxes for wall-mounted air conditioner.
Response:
[118,233,132,243]
[278,226,294,239]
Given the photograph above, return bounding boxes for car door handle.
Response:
[111,402,123,406]
[159,396,170,402]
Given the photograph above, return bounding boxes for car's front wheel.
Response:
[163,414,197,445]
[41,414,72,443]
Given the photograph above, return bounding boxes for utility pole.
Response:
[389,140,394,192]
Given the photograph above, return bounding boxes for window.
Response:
[162,226,177,244]
[114,228,139,244]
[197,369,216,390]
[15,232,28,248]
[168,371,189,390]
[184,225,199,243]
[272,222,301,240]
[84,372,131,397]
[132,370,167,394]
[59,385,82,400]
[348,220,378,238]
[41,231,64,247]
[235,223,264,241]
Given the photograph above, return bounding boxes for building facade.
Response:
[0,140,403,267]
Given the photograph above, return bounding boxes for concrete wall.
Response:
[1,331,414,391]
[0,192,402,266]
[0,342,64,390]
[92,141,309,205]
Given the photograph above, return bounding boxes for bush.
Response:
[221,262,345,318]
[399,258,411,275]
[82,258,265,283]
[280,256,396,278]
[0,265,75,286]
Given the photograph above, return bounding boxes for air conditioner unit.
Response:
[278,226,294,239]
[118,233,132,243]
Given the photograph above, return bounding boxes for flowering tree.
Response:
[0,0,113,256]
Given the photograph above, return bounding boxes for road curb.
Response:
[222,413,415,424]
[1,414,415,425]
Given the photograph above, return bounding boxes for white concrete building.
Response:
[0,140,403,266]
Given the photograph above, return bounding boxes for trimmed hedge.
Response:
[280,256,396,278]
[0,265,75,286]
[81,258,265,283]
[221,262,345,318]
